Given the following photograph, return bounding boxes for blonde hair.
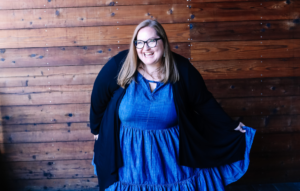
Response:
[117,19,180,88]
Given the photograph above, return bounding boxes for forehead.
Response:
[137,27,159,40]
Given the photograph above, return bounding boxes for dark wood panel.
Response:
[190,1,294,23]
[2,159,94,180]
[218,96,300,117]
[0,0,282,10]
[0,24,189,49]
[205,76,300,98]
[0,43,190,68]
[6,178,98,191]
[191,39,298,61]
[190,20,299,42]
[193,57,300,80]
[1,141,94,162]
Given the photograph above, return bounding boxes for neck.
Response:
[139,60,163,81]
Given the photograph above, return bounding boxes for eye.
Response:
[137,41,143,45]
[148,39,155,42]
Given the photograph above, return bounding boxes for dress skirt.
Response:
[92,72,256,190]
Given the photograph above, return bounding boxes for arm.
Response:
[89,57,120,135]
[187,63,240,131]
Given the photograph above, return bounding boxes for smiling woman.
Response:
[90,19,255,191]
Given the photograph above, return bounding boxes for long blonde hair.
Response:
[117,19,180,88]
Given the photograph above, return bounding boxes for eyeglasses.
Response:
[134,38,162,49]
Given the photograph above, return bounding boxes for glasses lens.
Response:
[147,39,156,48]
[135,41,144,48]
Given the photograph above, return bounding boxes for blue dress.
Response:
[92,72,256,191]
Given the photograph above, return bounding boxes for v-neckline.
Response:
[137,72,164,94]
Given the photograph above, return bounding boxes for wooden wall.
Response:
[0,0,299,190]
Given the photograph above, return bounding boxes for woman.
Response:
[90,19,256,191]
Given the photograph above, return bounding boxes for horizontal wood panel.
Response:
[2,152,300,180]
[5,178,98,191]
[193,57,300,80]
[0,104,90,125]
[191,39,299,61]
[1,95,300,124]
[1,75,300,106]
[2,159,94,180]
[0,43,190,68]
[190,1,295,23]
[0,24,189,49]
[1,141,94,162]
[0,75,299,97]
[0,133,299,166]
[1,1,296,29]
[0,0,282,10]
[238,169,300,184]
[190,20,300,42]
[0,65,102,78]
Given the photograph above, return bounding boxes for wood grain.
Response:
[0,0,282,10]
[0,24,190,49]
[190,39,299,61]
[1,95,300,125]
[1,141,94,162]
[193,57,300,80]
[0,43,190,68]
[190,20,300,42]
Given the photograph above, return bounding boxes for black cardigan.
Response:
[90,50,246,191]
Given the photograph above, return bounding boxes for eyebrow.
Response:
[136,37,160,41]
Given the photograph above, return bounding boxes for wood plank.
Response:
[1,96,300,125]
[190,1,294,23]
[0,127,92,143]
[205,76,300,98]
[0,0,282,10]
[0,141,94,162]
[0,104,90,125]
[190,39,299,61]
[2,2,295,29]
[0,65,102,78]
[0,24,190,49]
[5,178,98,191]
[192,57,300,80]
[0,43,190,68]
[190,20,299,42]
[2,75,300,106]
[1,159,95,180]
[0,73,98,88]
[0,5,190,29]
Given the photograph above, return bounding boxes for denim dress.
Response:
[92,72,256,191]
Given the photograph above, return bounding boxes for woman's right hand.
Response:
[94,135,99,140]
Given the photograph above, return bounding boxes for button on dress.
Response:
[92,72,256,191]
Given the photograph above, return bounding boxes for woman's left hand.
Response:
[234,122,246,133]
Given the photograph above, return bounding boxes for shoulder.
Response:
[171,51,199,80]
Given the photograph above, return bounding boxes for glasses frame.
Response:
[134,38,162,49]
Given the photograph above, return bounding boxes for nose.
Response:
[143,42,151,50]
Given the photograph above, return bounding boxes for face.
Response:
[136,27,164,66]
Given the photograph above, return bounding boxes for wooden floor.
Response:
[226,182,300,191]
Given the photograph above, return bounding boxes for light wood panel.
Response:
[1,141,94,162]
[0,43,190,68]
[0,1,296,29]
[0,24,190,49]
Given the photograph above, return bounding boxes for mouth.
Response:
[143,52,154,58]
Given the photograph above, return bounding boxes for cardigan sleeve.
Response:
[89,57,120,135]
[187,63,240,131]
